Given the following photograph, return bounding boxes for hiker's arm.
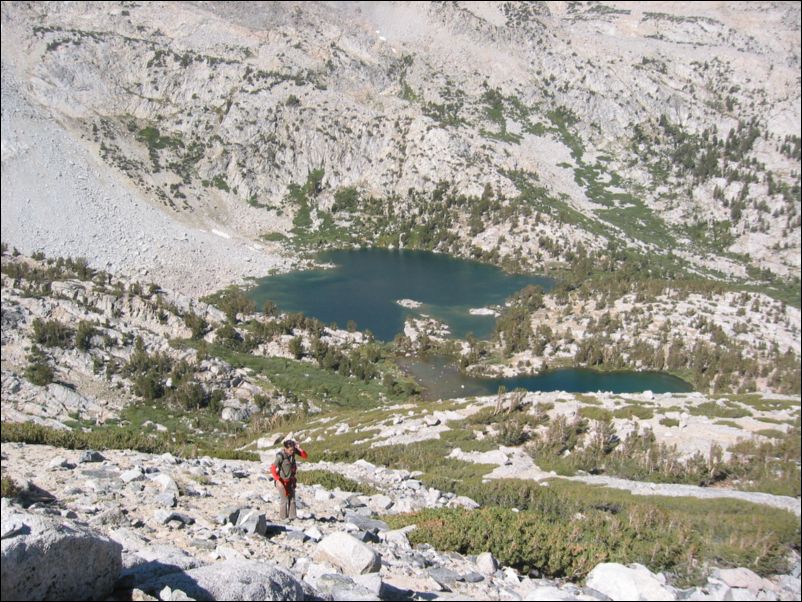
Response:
[296,446,308,460]
[270,463,281,481]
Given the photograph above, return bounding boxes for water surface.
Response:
[401,355,694,399]
[250,248,553,340]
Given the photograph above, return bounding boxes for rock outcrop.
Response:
[1,508,123,601]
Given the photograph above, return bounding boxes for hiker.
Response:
[270,439,308,521]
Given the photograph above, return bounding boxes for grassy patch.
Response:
[724,395,799,413]
[261,232,288,242]
[578,407,614,422]
[613,405,655,420]
[689,401,752,419]
[0,421,257,461]
[756,417,790,425]
[299,469,378,495]
[659,418,680,427]
[200,345,400,411]
[754,429,785,439]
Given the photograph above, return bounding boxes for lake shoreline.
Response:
[398,354,694,400]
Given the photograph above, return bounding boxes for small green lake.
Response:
[401,356,694,399]
[250,248,553,341]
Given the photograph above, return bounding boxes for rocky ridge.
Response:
[1,1,800,296]
[2,442,800,601]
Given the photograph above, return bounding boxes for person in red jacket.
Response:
[270,439,308,521]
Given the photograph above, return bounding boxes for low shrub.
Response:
[387,505,695,580]
[299,469,378,495]
[0,421,258,462]
[386,478,799,583]
[24,346,54,386]
[1,475,22,499]
[32,318,74,348]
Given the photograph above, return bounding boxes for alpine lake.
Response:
[249,248,693,398]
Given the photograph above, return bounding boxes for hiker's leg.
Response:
[288,488,297,520]
[276,482,289,520]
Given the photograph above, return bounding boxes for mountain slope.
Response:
[2,1,800,296]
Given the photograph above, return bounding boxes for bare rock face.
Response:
[585,562,676,601]
[137,559,306,601]
[1,509,123,601]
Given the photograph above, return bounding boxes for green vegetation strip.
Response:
[386,478,800,584]
[201,346,402,410]
[1,421,258,462]
[299,469,378,496]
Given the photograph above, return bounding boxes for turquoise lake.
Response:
[250,248,553,341]
[401,356,694,400]
[250,248,694,395]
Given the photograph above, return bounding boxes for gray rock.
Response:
[355,530,380,544]
[154,510,195,526]
[1,509,122,601]
[131,588,159,601]
[139,559,305,601]
[346,495,367,508]
[720,587,759,601]
[217,507,242,525]
[48,456,76,470]
[221,406,249,422]
[428,566,464,587]
[154,491,177,507]
[118,545,202,589]
[109,527,150,551]
[367,494,394,512]
[519,583,580,601]
[585,563,675,601]
[314,489,334,501]
[92,507,130,528]
[463,572,484,583]
[121,467,145,483]
[314,532,382,575]
[344,513,389,532]
[712,568,773,593]
[316,574,380,601]
[346,505,373,518]
[353,572,383,596]
[476,551,498,575]
[776,575,801,596]
[304,526,323,542]
[382,529,411,549]
[448,495,481,509]
[286,530,308,542]
[79,450,105,463]
[151,473,179,494]
[159,585,195,601]
[235,509,267,536]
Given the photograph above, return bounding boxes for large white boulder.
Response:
[1,509,123,601]
[314,532,382,575]
[585,562,675,601]
[139,559,305,601]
